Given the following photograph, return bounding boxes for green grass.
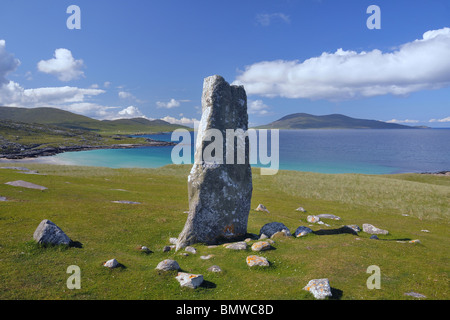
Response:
[0,164,448,300]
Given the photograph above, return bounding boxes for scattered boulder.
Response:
[316,214,341,220]
[370,235,379,240]
[185,246,197,254]
[271,230,291,239]
[344,224,361,233]
[307,215,320,223]
[33,219,71,246]
[200,254,214,260]
[303,278,332,300]
[296,207,306,212]
[169,237,178,244]
[294,226,313,237]
[255,204,269,213]
[0,196,7,201]
[251,241,272,252]
[207,265,222,273]
[259,222,291,238]
[5,180,47,190]
[175,272,204,289]
[156,259,180,271]
[103,258,119,268]
[176,75,252,250]
[224,241,247,250]
[138,245,151,253]
[409,239,421,244]
[111,200,141,204]
[363,223,389,235]
[163,245,175,252]
[246,255,269,267]
[404,291,426,299]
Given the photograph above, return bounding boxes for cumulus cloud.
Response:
[156,98,190,109]
[248,99,271,116]
[161,115,198,127]
[0,40,20,85]
[386,119,420,124]
[117,106,145,118]
[429,116,450,123]
[37,48,84,81]
[234,27,450,101]
[256,13,290,26]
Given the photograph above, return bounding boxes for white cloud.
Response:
[161,115,198,127]
[156,98,189,109]
[118,91,134,99]
[256,13,290,26]
[234,27,450,101]
[248,99,271,116]
[37,48,84,81]
[386,119,420,124]
[103,81,111,88]
[429,116,450,123]
[117,106,145,118]
[0,40,20,85]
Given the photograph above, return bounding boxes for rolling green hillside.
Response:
[257,113,418,130]
[0,106,188,134]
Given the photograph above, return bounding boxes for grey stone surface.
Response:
[251,241,272,252]
[176,75,252,250]
[103,258,119,268]
[155,259,180,271]
[5,180,47,190]
[224,241,247,250]
[404,291,426,298]
[255,204,269,213]
[259,222,291,238]
[175,272,204,289]
[363,223,389,235]
[316,214,341,220]
[246,255,269,267]
[296,206,306,212]
[33,219,71,245]
[303,278,332,299]
[344,224,361,233]
[207,265,222,272]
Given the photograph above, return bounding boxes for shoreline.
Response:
[0,139,176,160]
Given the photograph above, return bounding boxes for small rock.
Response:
[224,241,247,250]
[169,237,178,244]
[344,224,361,233]
[200,254,214,260]
[163,245,175,252]
[207,265,222,272]
[404,291,426,299]
[207,245,218,249]
[303,278,332,300]
[294,226,313,237]
[185,246,197,254]
[111,200,141,204]
[271,230,290,239]
[259,234,268,240]
[409,239,421,244]
[103,259,119,268]
[0,196,7,201]
[316,214,341,220]
[33,219,71,246]
[370,235,379,240]
[255,204,269,213]
[155,259,180,271]
[5,180,47,190]
[251,241,272,252]
[307,215,320,223]
[296,207,307,212]
[421,230,430,233]
[362,223,389,235]
[175,272,204,289]
[259,222,291,238]
[246,255,269,267]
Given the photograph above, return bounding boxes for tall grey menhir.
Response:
[176,75,253,250]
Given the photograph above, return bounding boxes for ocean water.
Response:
[53,129,450,174]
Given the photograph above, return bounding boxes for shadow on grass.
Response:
[200,280,216,289]
[69,240,83,248]
[313,226,358,236]
[329,287,343,300]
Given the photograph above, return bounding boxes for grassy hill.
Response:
[0,106,188,134]
[257,113,417,130]
[0,164,448,300]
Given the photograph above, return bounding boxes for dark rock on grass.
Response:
[259,222,291,238]
[294,226,313,237]
[33,219,71,246]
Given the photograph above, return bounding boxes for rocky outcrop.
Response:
[33,219,71,245]
[176,75,252,249]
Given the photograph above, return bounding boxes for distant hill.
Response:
[256,113,419,129]
[0,106,188,134]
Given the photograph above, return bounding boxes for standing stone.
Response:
[33,219,71,245]
[176,75,252,250]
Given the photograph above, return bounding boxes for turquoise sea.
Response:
[53,129,450,174]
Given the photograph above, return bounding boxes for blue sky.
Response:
[0,0,449,127]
